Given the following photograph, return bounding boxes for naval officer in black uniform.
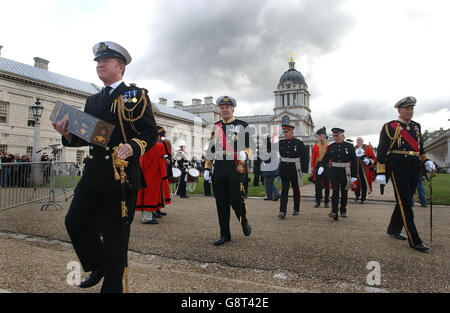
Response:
[278,124,309,219]
[204,96,253,246]
[318,128,357,220]
[376,96,435,252]
[53,41,157,292]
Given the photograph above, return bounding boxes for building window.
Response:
[281,95,284,107]
[27,107,35,127]
[0,101,8,123]
[287,94,290,106]
[26,146,33,155]
[53,149,62,162]
[76,150,84,164]
[293,94,297,106]
[0,144,7,153]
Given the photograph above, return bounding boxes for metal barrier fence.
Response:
[0,161,78,211]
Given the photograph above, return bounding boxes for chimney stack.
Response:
[204,96,213,104]
[34,57,49,70]
[159,98,168,106]
[173,101,184,109]
[0,45,3,57]
[192,98,201,106]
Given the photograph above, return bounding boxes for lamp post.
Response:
[31,97,44,185]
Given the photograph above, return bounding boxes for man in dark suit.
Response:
[53,41,157,292]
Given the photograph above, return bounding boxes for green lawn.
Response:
[189,173,312,198]
[55,172,450,206]
[415,173,450,206]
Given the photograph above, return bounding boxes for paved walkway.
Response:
[0,182,448,293]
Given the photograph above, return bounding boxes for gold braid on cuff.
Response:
[131,138,147,156]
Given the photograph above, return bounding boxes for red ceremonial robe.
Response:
[352,144,377,194]
[136,142,171,211]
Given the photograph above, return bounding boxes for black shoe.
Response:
[143,219,159,225]
[360,200,366,204]
[214,236,231,246]
[79,270,104,288]
[387,232,407,240]
[340,213,347,218]
[324,202,330,208]
[412,243,429,253]
[264,197,273,201]
[293,210,299,215]
[180,195,189,198]
[278,212,285,220]
[314,203,320,208]
[242,221,251,236]
[156,209,167,216]
[273,194,281,201]
[355,196,360,201]
[329,212,338,221]
[153,213,162,218]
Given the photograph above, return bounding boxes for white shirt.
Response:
[104,80,123,95]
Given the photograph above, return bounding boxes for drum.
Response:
[187,168,199,182]
[169,167,181,183]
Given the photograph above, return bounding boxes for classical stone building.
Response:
[423,127,450,173]
[0,49,207,163]
[181,55,316,156]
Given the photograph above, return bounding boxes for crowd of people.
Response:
[0,151,32,187]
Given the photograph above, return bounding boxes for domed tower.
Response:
[273,53,314,141]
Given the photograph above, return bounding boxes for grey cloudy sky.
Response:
[1,0,449,146]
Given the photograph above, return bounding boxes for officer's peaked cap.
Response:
[216,96,236,107]
[93,41,132,65]
[394,96,416,108]
[331,127,345,134]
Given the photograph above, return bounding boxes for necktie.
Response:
[102,86,112,99]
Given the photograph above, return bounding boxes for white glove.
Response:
[424,160,435,172]
[376,175,386,185]
[351,177,357,183]
[239,151,247,161]
[204,170,210,181]
[317,167,324,175]
[363,157,370,165]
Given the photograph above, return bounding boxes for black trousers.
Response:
[388,163,422,247]
[329,167,348,214]
[212,171,248,238]
[177,169,187,196]
[280,176,300,214]
[314,165,330,204]
[355,164,367,201]
[204,179,212,196]
[253,171,261,186]
[65,185,137,293]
